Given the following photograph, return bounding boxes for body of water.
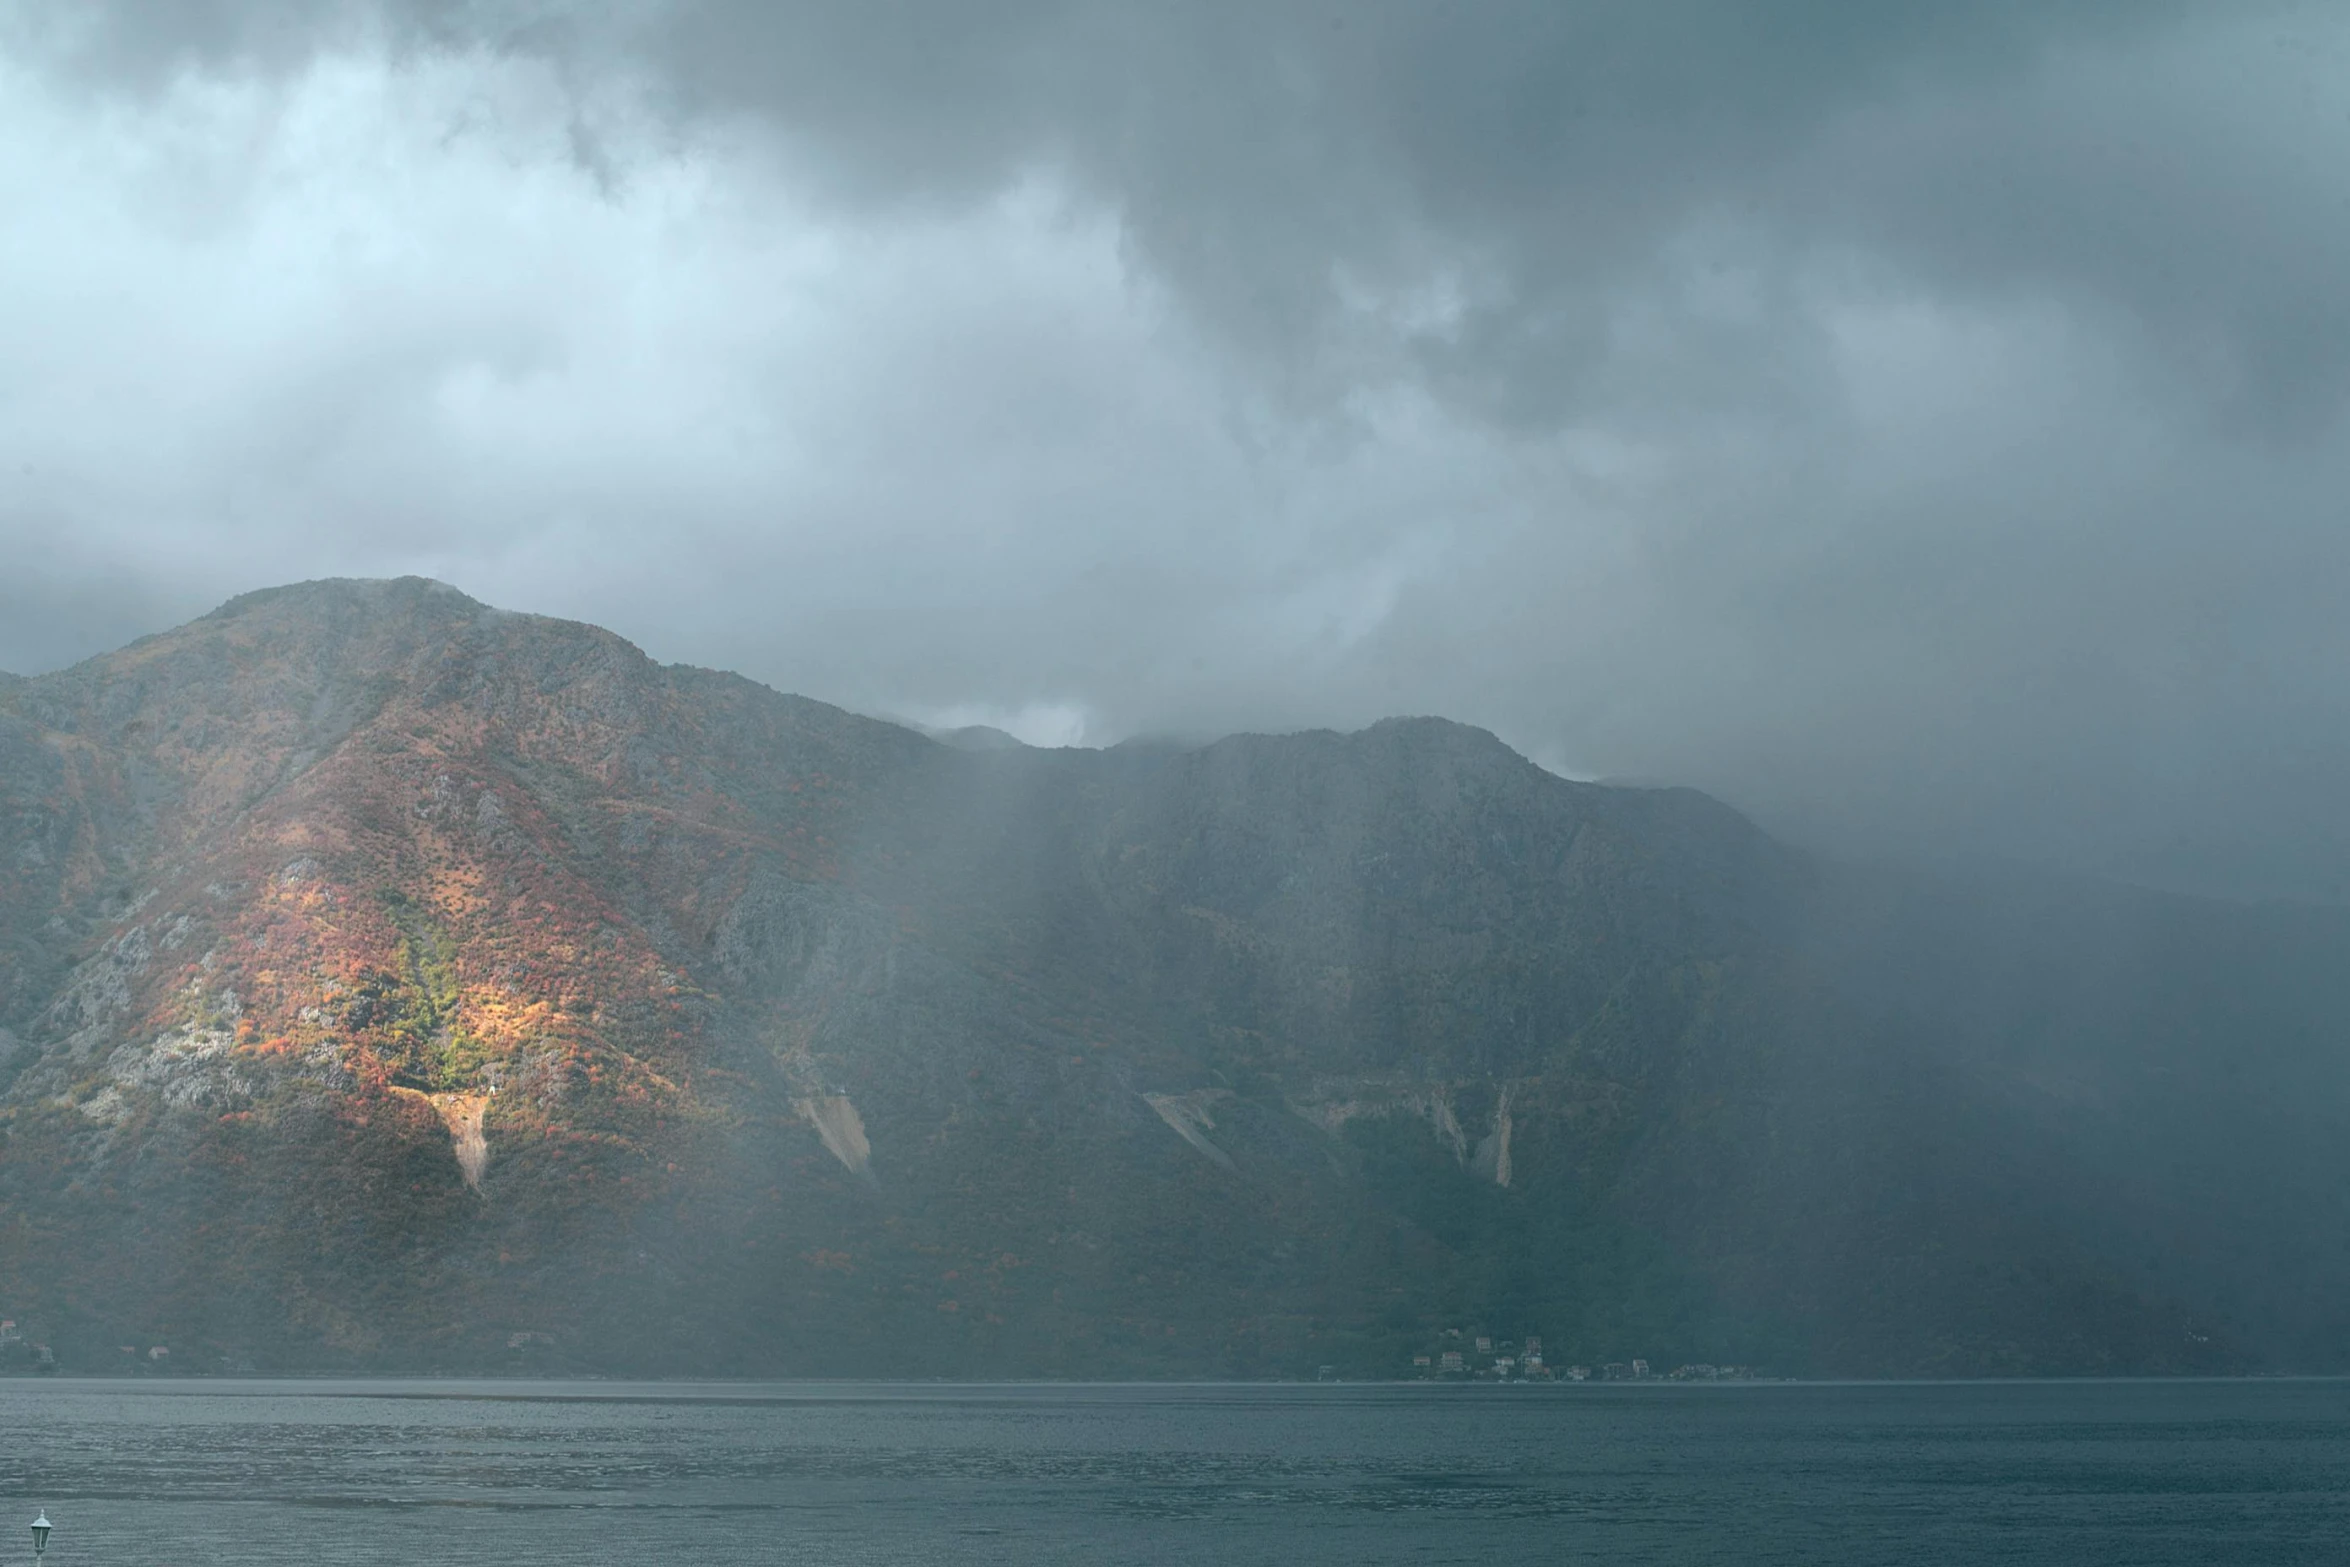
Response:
[0,1377,2345,1564]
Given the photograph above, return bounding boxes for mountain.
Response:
[2,578,2347,1378]
[932,724,1030,752]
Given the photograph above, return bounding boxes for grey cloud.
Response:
[626,2,2226,414]
[608,1,2350,430]
[23,1,2266,412]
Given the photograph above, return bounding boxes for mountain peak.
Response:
[936,724,1029,752]
[1355,713,1534,764]
[200,574,486,627]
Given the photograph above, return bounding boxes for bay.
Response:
[1,1377,2345,1564]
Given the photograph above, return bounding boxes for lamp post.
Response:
[28,1514,47,1563]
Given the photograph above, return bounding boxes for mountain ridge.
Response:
[0,578,2343,1378]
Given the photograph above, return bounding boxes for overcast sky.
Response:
[2,1,2347,902]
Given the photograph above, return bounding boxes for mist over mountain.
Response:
[1,579,2346,1378]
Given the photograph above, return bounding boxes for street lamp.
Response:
[28,1514,47,1562]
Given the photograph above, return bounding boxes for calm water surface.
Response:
[0,1377,2345,1564]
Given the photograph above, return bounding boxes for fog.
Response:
[4,1,2347,900]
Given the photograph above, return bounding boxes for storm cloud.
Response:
[3,0,2347,899]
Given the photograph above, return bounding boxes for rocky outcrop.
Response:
[1142,1090,1235,1170]
[430,1092,492,1189]
[796,1093,872,1177]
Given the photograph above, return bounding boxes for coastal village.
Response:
[0,1318,54,1374]
[12,1305,1772,1384]
[12,1306,1776,1382]
[1404,1331,1754,1383]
